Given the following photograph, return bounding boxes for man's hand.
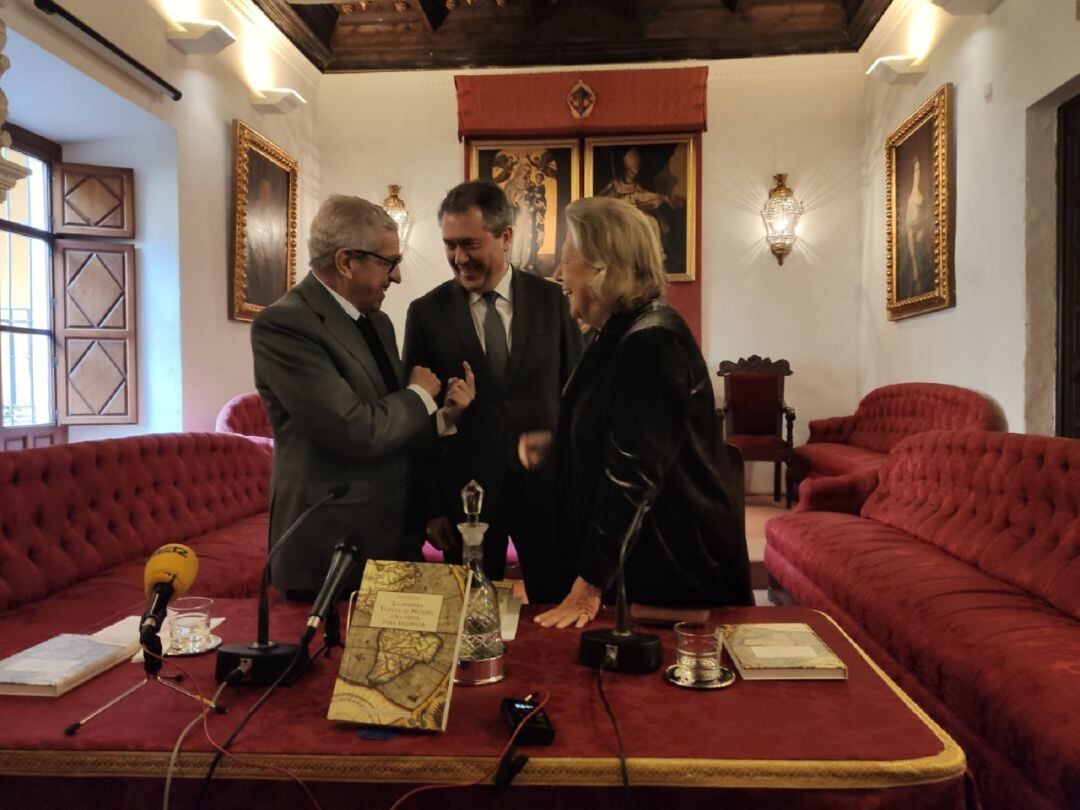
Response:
[426,515,457,552]
[534,577,602,629]
[518,430,553,470]
[443,361,476,425]
[409,365,441,399]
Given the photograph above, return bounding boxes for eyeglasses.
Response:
[345,248,402,273]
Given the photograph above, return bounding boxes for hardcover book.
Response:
[328,560,470,731]
[0,634,139,697]
[721,622,847,681]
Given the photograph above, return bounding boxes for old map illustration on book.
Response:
[722,622,847,680]
[328,560,470,731]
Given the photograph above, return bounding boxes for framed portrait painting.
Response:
[585,134,696,282]
[230,120,298,322]
[468,139,580,279]
[886,84,955,320]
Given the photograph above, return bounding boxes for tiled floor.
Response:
[745,492,791,591]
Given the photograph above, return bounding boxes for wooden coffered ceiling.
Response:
[254,0,893,73]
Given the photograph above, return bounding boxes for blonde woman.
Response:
[520,197,752,629]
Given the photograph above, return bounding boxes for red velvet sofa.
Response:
[215,392,274,452]
[792,382,1000,484]
[0,434,271,660]
[766,430,1080,810]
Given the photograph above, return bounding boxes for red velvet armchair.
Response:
[716,356,796,507]
[215,392,274,452]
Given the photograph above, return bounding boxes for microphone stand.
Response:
[213,486,348,686]
[64,626,224,737]
[578,495,663,674]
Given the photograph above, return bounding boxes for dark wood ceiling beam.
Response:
[416,0,449,32]
[840,0,862,21]
[250,0,332,70]
[610,0,640,21]
[523,0,558,25]
[721,0,738,12]
[847,0,893,47]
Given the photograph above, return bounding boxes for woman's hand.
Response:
[534,577,602,629]
[518,430,553,470]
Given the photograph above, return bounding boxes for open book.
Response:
[0,634,139,697]
[721,622,847,681]
[328,561,470,731]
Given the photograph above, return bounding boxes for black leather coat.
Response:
[553,300,753,608]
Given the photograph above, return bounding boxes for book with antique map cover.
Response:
[328,560,470,731]
[721,622,847,681]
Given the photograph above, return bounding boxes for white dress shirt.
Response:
[468,265,513,352]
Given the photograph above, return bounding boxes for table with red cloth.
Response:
[0,602,965,809]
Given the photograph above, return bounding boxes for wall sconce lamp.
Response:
[166,19,237,55]
[250,87,307,114]
[382,184,411,242]
[866,55,928,84]
[930,0,1003,14]
[761,174,803,266]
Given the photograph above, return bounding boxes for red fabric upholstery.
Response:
[215,392,274,450]
[795,383,1000,483]
[766,430,1080,809]
[724,434,787,455]
[795,442,885,479]
[727,372,780,435]
[794,469,879,515]
[0,434,271,614]
[863,431,1080,620]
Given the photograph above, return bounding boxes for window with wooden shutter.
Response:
[51,163,134,240]
[53,240,137,424]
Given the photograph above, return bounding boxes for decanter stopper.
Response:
[461,479,483,525]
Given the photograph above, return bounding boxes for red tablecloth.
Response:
[0,602,966,809]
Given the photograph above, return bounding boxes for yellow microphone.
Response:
[140,544,199,640]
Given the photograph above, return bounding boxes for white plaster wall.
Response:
[5,0,322,432]
[858,0,1080,432]
[319,56,866,495]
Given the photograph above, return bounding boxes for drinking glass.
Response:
[674,621,722,683]
[166,596,214,655]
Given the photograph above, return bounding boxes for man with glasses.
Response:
[252,195,475,597]
[403,181,582,604]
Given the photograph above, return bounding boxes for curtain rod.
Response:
[33,0,183,102]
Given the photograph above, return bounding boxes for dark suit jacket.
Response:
[252,273,433,592]
[553,300,753,608]
[402,268,582,524]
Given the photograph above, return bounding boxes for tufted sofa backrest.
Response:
[862,431,1080,619]
[0,434,271,612]
[215,392,272,440]
[846,382,999,454]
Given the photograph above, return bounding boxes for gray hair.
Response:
[308,195,396,274]
[565,196,666,313]
[437,180,514,236]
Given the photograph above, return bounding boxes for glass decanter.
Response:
[455,480,506,681]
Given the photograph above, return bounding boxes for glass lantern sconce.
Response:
[383,185,411,243]
[761,174,804,266]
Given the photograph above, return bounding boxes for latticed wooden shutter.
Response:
[53,240,137,424]
[51,163,135,239]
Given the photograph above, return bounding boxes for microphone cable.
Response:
[162,676,235,810]
[384,690,551,810]
[598,650,632,807]
[194,642,309,810]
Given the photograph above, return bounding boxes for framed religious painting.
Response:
[886,84,955,320]
[468,139,580,279]
[230,120,298,322]
[585,134,697,282]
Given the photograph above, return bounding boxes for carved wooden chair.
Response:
[716,355,796,508]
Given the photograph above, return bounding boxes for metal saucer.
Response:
[663,664,736,690]
[165,634,222,657]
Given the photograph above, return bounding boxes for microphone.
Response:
[214,483,350,686]
[578,442,663,675]
[300,540,360,646]
[140,544,198,642]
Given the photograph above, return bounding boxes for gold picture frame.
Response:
[468,138,580,279]
[585,134,697,282]
[230,120,298,322]
[886,84,954,320]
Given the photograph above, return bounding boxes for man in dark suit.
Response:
[403,181,583,603]
[252,195,474,595]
